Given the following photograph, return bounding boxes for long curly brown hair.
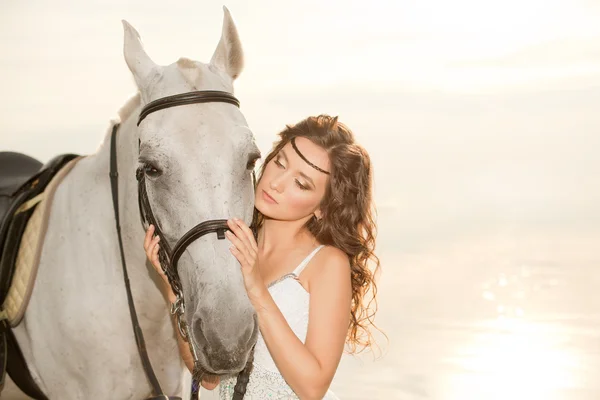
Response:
[253,114,381,353]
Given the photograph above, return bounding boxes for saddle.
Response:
[0,151,79,399]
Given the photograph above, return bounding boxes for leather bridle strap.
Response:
[137,90,240,126]
[135,170,178,293]
[170,220,228,271]
[110,124,181,400]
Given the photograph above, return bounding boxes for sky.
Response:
[1,0,599,252]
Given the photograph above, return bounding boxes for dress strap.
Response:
[292,245,325,276]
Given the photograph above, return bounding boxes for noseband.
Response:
[110,90,254,400]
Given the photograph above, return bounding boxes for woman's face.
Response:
[255,137,330,221]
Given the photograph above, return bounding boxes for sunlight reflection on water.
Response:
[329,231,600,400]
[444,319,584,400]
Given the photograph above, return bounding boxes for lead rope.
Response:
[110,124,180,400]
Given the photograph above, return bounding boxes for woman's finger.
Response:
[233,218,258,252]
[226,219,255,259]
[144,225,155,250]
[225,230,246,255]
[225,230,254,264]
[226,219,246,243]
[229,245,249,269]
[146,236,160,266]
[145,240,153,260]
[148,235,159,255]
[152,243,162,271]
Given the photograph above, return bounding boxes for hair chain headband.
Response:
[290,137,330,175]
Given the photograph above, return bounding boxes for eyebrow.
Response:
[278,149,315,187]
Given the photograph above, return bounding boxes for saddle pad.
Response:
[2,157,82,327]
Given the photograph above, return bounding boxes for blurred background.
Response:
[2,0,599,399]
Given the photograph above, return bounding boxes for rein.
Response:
[110,125,173,400]
[110,90,254,400]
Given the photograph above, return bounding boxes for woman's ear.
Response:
[314,210,322,220]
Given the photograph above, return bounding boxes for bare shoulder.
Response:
[303,245,351,291]
[320,245,350,267]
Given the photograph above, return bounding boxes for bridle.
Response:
[110,90,254,400]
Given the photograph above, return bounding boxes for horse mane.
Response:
[117,92,142,123]
[95,92,141,154]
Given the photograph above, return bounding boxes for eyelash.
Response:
[296,181,308,190]
[274,159,309,190]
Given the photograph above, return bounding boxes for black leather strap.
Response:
[110,125,181,400]
[0,330,5,393]
[170,220,229,271]
[0,191,30,302]
[138,90,240,126]
[3,327,48,400]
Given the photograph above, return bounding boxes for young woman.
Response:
[144,115,380,399]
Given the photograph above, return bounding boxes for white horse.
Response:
[4,7,259,399]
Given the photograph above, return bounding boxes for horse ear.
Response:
[122,20,158,90]
[210,6,244,80]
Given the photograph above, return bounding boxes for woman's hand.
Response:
[225,218,266,305]
[144,225,176,303]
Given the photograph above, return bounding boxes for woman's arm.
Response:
[255,248,351,400]
[226,218,352,400]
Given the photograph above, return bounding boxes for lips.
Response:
[262,190,278,204]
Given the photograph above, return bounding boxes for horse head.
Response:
[122,7,259,376]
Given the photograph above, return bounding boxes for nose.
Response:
[269,172,285,193]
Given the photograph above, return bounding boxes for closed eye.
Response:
[295,180,308,190]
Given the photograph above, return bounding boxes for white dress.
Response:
[219,245,339,399]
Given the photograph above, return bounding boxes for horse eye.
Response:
[143,163,162,178]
